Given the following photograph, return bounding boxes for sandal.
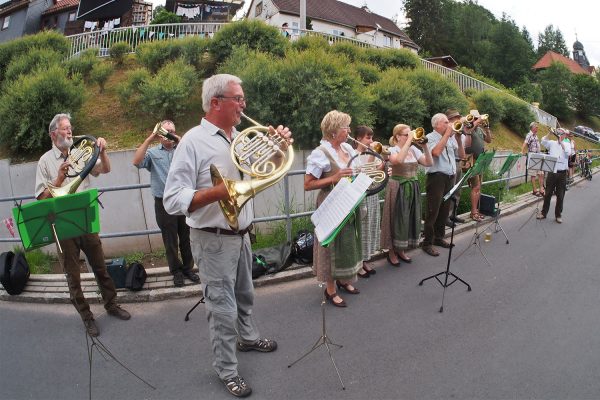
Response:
[222,376,252,398]
[336,281,360,294]
[469,213,484,222]
[324,289,347,307]
[362,263,376,275]
[357,269,370,279]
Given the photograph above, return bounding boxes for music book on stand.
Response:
[311,173,372,247]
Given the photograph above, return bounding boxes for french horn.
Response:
[346,135,389,195]
[47,135,100,197]
[210,113,294,231]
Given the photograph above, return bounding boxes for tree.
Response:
[403,0,446,56]
[537,25,569,58]
[569,74,600,118]
[151,8,181,25]
[537,62,572,120]
[483,15,535,87]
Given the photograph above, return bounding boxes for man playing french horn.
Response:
[35,113,131,338]
[163,74,292,398]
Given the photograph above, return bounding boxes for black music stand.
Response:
[12,190,155,400]
[453,151,495,267]
[419,167,473,313]
[518,153,557,236]
[288,283,345,389]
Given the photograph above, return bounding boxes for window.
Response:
[292,21,299,35]
[332,29,342,36]
[383,35,391,47]
[68,12,76,22]
[255,2,262,16]
[1,15,9,30]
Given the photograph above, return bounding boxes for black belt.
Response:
[154,197,163,201]
[556,170,567,173]
[198,227,251,236]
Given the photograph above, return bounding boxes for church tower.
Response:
[573,37,590,71]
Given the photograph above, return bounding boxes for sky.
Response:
[148,0,599,67]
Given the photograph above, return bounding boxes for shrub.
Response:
[500,96,535,136]
[361,48,420,70]
[90,61,114,92]
[136,40,182,73]
[369,69,427,136]
[352,61,381,85]
[179,36,212,73]
[0,30,69,83]
[472,90,507,125]
[219,47,372,149]
[404,69,469,129]
[64,48,98,80]
[330,42,363,62]
[0,65,84,155]
[138,59,197,119]
[3,48,62,83]
[118,67,151,106]
[209,20,289,66]
[289,35,330,53]
[109,41,131,66]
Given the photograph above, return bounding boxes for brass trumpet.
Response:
[480,114,489,128]
[210,113,294,231]
[153,122,179,143]
[411,127,428,144]
[465,114,475,128]
[452,120,463,133]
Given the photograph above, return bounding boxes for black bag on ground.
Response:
[252,254,268,279]
[125,262,147,291]
[0,251,30,295]
[292,230,314,264]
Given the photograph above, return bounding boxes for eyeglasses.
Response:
[340,126,351,131]
[217,96,246,105]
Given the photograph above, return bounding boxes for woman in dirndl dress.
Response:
[304,110,362,307]
[381,124,433,265]
[352,125,381,278]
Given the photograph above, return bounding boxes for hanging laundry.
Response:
[84,21,93,29]
[159,32,165,39]
[114,18,120,26]
[149,31,155,38]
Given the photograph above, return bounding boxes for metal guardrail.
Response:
[0,154,541,245]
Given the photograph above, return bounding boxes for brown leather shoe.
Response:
[433,239,454,248]
[106,304,131,320]
[83,319,99,337]
[422,245,440,257]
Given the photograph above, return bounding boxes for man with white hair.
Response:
[35,113,131,337]
[422,113,466,257]
[163,74,293,398]
[537,128,571,223]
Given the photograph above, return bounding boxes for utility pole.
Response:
[300,0,306,30]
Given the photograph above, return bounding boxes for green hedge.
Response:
[209,20,289,66]
[0,65,84,155]
[109,41,131,66]
[3,48,63,84]
[0,31,69,84]
[289,35,330,53]
[361,47,420,70]
[90,61,114,92]
[64,48,99,80]
[118,67,151,108]
[472,90,534,135]
[369,68,427,137]
[219,47,372,149]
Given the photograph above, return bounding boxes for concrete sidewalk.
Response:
[1,171,593,304]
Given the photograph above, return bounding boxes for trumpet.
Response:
[411,127,428,144]
[480,114,489,128]
[153,122,179,143]
[465,114,475,128]
[452,120,463,133]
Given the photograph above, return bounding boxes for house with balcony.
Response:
[245,0,419,52]
[40,0,81,36]
[0,0,48,43]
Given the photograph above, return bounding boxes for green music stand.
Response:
[13,189,100,251]
[453,150,496,267]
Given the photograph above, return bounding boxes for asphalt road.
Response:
[1,177,600,400]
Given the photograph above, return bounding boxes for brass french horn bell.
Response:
[47,135,100,197]
[210,113,294,231]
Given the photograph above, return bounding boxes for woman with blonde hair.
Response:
[381,124,433,265]
[304,110,362,307]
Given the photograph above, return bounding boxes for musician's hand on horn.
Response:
[268,125,293,150]
[97,137,107,153]
[333,167,354,184]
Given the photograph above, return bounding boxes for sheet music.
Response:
[311,173,373,242]
[528,153,557,173]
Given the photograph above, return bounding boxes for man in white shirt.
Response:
[422,113,465,256]
[537,128,572,223]
[163,74,292,398]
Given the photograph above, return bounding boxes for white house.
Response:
[245,0,419,52]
